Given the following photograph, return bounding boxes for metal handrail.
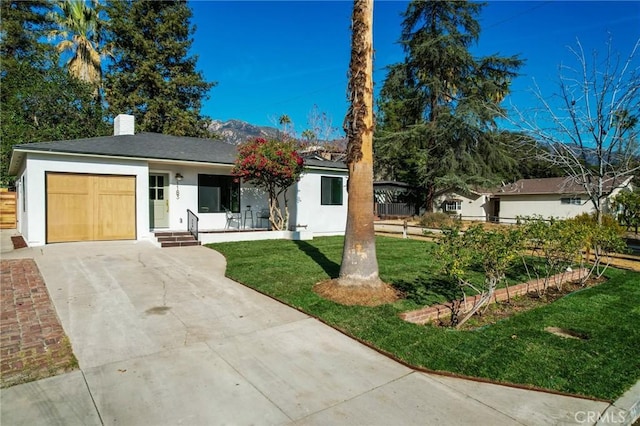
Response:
[187,209,199,241]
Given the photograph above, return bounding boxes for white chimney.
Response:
[114,114,135,136]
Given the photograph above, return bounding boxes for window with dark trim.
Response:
[321,176,343,205]
[149,175,165,201]
[198,174,240,213]
[21,175,26,212]
[561,197,581,205]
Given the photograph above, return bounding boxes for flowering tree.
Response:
[232,138,304,230]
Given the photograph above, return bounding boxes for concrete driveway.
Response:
[0,240,621,425]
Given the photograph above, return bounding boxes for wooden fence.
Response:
[0,189,17,229]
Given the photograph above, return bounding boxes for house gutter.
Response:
[304,165,347,172]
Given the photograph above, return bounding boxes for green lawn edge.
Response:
[207,236,640,401]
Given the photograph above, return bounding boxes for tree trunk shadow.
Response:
[293,240,340,278]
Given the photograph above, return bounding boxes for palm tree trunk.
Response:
[338,0,382,288]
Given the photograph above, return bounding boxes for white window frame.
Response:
[444,200,462,212]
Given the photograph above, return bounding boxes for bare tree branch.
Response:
[508,37,640,223]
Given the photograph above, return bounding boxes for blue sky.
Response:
[189,1,640,136]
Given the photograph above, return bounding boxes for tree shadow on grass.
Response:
[393,275,463,306]
[293,240,340,278]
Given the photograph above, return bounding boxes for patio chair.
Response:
[224,207,241,229]
[256,208,270,229]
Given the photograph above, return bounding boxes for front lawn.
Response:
[208,236,640,401]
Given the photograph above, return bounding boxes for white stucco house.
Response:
[433,187,489,221]
[433,176,633,223]
[8,115,349,247]
[489,176,633,223]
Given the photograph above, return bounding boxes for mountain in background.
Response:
[207,119,348,161]
[208,119,280,144]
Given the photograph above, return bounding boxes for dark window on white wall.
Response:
[21,175,26,212]
[198,174,240,213]
[561,197,581,205]
[149,175,165,200]
[321,176,343,205]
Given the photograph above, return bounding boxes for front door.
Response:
[489,197,500,223]
[149,173,169,228]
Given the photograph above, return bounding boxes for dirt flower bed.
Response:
[442,277,606,330]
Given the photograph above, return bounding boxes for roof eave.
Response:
[304,164,347,172]
[495,191,586,196]
[8,146,347,174]
[8,148,236,170]
[8,150,25,176]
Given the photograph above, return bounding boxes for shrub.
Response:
[418,212,458,228]
[520,216,589,292]
[612,189,640,233]
[568,213,627,278]
[436,224,525,328]
[520,214,626,288]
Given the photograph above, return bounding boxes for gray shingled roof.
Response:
[9,132,346,174]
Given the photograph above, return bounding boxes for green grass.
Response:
[208,236,640,401]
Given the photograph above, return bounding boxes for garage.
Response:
[46,173,136,243]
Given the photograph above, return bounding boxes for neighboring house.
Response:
[433,187,489,221]
[433,176,633,223]
[490,176,633,223]
[8,115,348,247]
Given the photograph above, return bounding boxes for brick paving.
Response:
[10,235,27,249]
[0,259,77,388]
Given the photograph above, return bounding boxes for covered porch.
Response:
[151,227,312,247]
[150,205,312,247]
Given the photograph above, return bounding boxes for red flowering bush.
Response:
[232,138,305,230]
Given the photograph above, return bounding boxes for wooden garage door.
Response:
[47,173,136,243]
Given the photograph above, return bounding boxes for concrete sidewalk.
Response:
[1,234,637,425]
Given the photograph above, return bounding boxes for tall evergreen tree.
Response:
[0,0,108,185]
[103,0,215,137]
[376,0,523,210]
[1,0,52,67]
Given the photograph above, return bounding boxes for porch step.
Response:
[154,231,201,248]
[159,240,201,248]
[157,235,197,243]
